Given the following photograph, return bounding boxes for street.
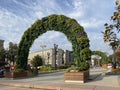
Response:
[14,71,65,84]
[0,69,120,90]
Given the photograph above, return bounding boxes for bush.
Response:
[39,66,53,72]
[27,68,38,75]
[78,62,90,71]
[66,66,78,72]
[101,59,109,64]
[57,66,68,69]
[31,55,43,67]
[65,62,75,67]
[14,68,26,72]
[66,62,89,72]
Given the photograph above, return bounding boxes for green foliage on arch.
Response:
[16,14,91,70]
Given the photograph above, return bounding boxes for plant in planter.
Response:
[39,66,53,72]
[66,62,89,72]
[64,35,91,83]
[29,55,43,75]
[64,62,90,83]
[5,68,27,78]
[12,14,91,81]
[27,68,38,77]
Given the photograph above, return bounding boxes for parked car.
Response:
[0,61,9,77]
[108,63,112,69]
[0,66,5,77]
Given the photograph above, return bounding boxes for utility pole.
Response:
[54,44,58,70]
[40,44,46,65]
[47,52,50,65]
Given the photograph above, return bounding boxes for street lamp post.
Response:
[47,52,50,65]
[54,44,58,70]
[40,44,46,65]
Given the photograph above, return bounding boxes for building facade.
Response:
[28,48,73,67]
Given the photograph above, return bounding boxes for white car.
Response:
[107,63,112,69]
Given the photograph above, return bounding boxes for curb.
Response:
[0,81,120,90]
[0,80,95,90]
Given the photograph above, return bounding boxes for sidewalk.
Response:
[0,80,120,90]
[0,68,120,90]
[87,68,120,87]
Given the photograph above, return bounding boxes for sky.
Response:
[0,0,116,54]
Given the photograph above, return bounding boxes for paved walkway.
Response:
[87,68,120,87]
[0,68,120,90]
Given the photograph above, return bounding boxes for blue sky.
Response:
[0,0,115,54]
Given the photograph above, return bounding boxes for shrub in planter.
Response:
[65,62,90,83]
[27,68,38,76]
[65,62,75,67]
[5,68,27,78]
[66,62,89,72]
[57,66,68,70]
[14,68,25,72]
[39,66,53,72]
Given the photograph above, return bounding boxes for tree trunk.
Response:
[112,48,116,69]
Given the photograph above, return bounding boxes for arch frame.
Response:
[16,14,90,70]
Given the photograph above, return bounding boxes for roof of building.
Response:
[29,48,72,54]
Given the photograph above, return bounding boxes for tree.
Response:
[8,42,18,65]
[30,55,43,67]
[92,51,109,65]
[102,0,120,68]
[0,48,5,61]
[0,40,5,61]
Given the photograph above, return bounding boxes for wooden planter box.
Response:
[5,72,27,78]
[102,64,108,69]
[64,70,89,83]
[27,70,38,77]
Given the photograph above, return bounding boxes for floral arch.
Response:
[16,14,90,70]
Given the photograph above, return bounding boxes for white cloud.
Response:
[0,7,32,48]
[68,11,84,19]
[79,18,104,29]
[0,0,116,54]
[12,0,27,8]
[87,32,113,54]
[35,11,45,19]
[31,0,63,19]
[67,0,84,19]
[30,31,72,52]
